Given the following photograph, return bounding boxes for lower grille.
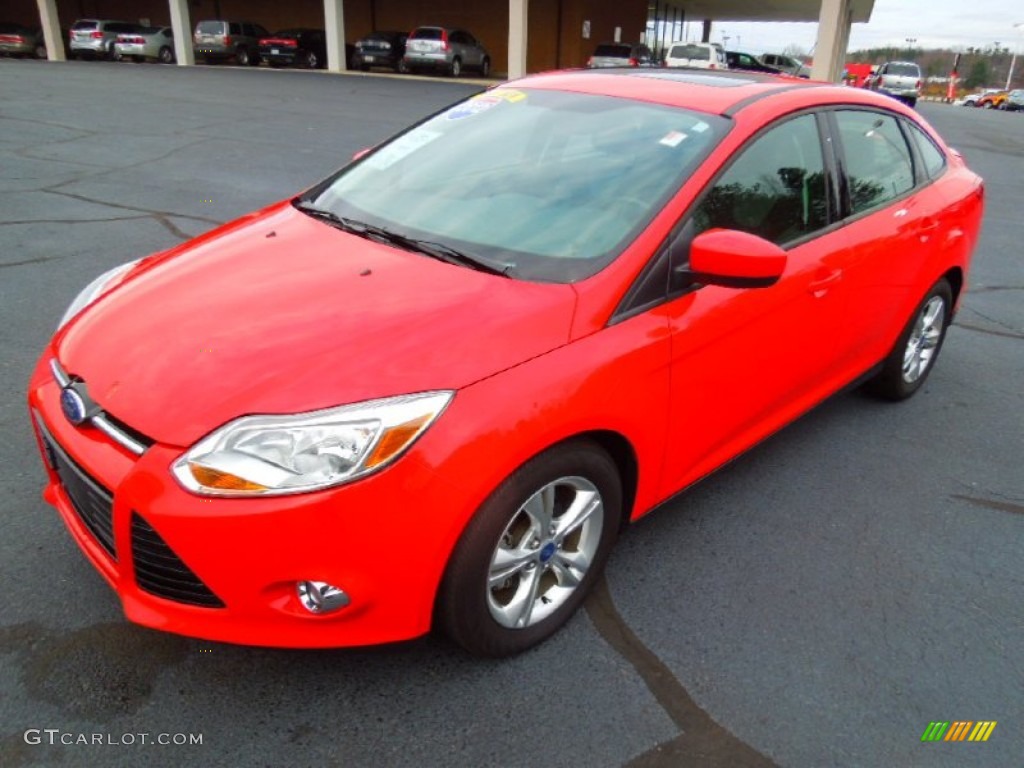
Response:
[41,430,117,560]
[131,514,224,608]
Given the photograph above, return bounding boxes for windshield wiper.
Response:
[293,200,512,277]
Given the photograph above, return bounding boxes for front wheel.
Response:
[235,47,250,66]
[158,46,173,64]
[867,278,952,400]
[449,57,461,77]
[34,43,47,59]
[480,57,491,77]
[438,440,622,657]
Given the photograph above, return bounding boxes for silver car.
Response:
[69,19,139,60]
[869,61,922,107]
[403,26,490,78]
[114,27,175,64]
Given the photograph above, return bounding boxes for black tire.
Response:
[107,44,118,61]
[866,278,953,401]
[302,50,318,69]
[235,47,250,66]
[905,97,917,108]
[397,58,410,74]
[438,440,622,657]
[158,46,173,64]
[480,57,491,77]
[449,57,461,77]
[34,43,47,59]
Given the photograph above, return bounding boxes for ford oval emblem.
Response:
[60,387,89,426]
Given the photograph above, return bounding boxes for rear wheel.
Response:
[158,46,173,64]
[302,50,318,69]
[438,440,622,657]
[34,43,47,59]
[397,58,410,74]
[480,57,491,77]
[235,47,250,66]
[449,57,461,77]
[867,278,952,400]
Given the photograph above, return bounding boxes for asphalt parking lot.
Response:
[1,59,1021,768]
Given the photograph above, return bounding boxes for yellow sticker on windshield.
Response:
[487,89,527,103]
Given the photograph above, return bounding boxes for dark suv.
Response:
[193,20,270,66]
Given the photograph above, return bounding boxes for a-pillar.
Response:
[508,0,528,80]
[325,0,349,72]
[811,0,852,82]
[168,0,194,65]
[36,0,64,61]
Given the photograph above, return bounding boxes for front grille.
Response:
[131,514,224,608]
[41,429,117,560]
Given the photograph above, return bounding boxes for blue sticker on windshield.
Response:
[445,96,501,120]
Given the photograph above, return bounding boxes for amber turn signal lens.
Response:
[363,415,430,469]
[189,463,268,492]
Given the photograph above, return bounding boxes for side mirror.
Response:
[681,229,787,289]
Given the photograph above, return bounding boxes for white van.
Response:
[664,41,726,69]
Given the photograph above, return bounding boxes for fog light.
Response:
[296,581,350,614]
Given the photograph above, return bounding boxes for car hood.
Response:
[56,201,577,447]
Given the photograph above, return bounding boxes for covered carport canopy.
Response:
[29,0,872,82]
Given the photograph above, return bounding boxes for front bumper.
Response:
[28,352,476,648]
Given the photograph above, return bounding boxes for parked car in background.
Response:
[258,28,326,69]
[114,26,174,64]
[31,70,983,658]
[664,41,726,69]
[976,89,1009,109]
[193,20,270,66]
[353,30,408,72]
[958,89,1000,106]
[69,19,140,60]
[586,42,656,68]
[1002,89,1024,112]
[403,26,490,77]
[0,22,47,58]
[760,52,811,77]
[868,61,922,107]
[725,50,782,73]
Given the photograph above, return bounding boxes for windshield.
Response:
[305,88,727,282]
[670,45,710,60]
[887,64,919,77]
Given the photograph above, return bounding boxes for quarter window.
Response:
[835,111,914,213]
[905,122,946,180]
[692,114,828,246]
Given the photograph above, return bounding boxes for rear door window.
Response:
[835,111,915,214]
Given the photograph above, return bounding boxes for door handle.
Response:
[809,268,842,298]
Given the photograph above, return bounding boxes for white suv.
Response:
[664,42,726,70]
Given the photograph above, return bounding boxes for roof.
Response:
[515,68,821,114]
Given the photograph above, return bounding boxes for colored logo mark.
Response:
[921,721,997,742]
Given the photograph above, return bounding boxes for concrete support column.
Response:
[811,0,852,82]
[168,0,194,66]
[508,0,528,80]
[701,19,712,43]
[325,0,348,72]
[36,0,64,61]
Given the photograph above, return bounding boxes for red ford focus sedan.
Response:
[28,70,983,656]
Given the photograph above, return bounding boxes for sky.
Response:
[673,0,1024,56]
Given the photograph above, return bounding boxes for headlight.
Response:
[172,391,453,496]
[57,259,141,330]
